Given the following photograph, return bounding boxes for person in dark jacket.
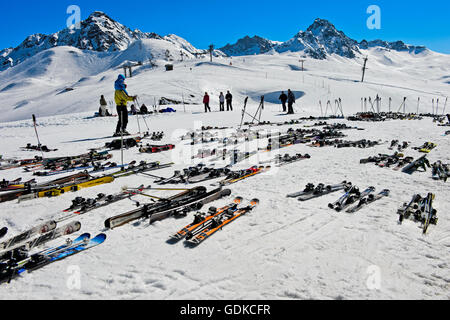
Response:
[203,93,211,113]
[130,104,139,115]
[140,104,149,114]
[226,91,233,111]
[279,91,288,112]
[287,90,296,115]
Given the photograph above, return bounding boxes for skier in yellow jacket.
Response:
[114,74,137,136]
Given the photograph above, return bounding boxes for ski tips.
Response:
[234,197,244,204]
[250,199,260,206]
[92,233,107,242]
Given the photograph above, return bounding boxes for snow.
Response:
[0,40,449,300]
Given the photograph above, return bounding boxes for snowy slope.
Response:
[0,47,449,123]
[0,107,448,300]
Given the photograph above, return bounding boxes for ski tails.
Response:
[0,228,7,239]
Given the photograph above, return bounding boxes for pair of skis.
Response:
[56,185,151,223]
[329,186,376,212]
[398,193,438,234]
[169,197,259,246]
[139,144,175,154]
[0,233,106,284]
[0,220,82,262]
[104,186,231,229]
[345,189,390,213]
[402,155,430,174]
[218,166,271,186]
[287,181,351,201]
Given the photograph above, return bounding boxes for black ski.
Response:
[346,189,390,213]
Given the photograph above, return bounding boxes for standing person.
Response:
[279,91,288,113]
[287,89,296,115]
[203,92,211,113]
[226,91,233,111]
[114,74,137,137]
[219,92,225,112]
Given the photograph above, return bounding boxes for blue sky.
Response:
[1,0,449,53]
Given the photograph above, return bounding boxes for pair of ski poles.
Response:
[134,97,151,135]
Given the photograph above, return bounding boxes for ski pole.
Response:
[32,115,45,158]
[120,130,124,170]
[136,97,150,132]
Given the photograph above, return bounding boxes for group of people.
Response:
[130,104,150,115]
[203,91,233,113]
[108,74,299,137]
[279,90,296,115]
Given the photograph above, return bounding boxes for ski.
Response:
[218,166,271,186]
[0,221,81,262]
[147,188,232,225]
[18,176,115,202]
[333,187,376,212]
[169,197,243,241]
[402,155,430,174]
[139,144,176,154]
[104,186,207,229]
[0,221,57,252]
[0,228,7,239]
[328,185,359,210]
[346,189,390,213]
[286,183,316,198]
[111,161,174,179]
[413,142,437,153]
[422,193,437,235]
[21,144,58,152]
[398,194,422,225]
[1,234,105,284]
[57,186,150,223]
[275,154,311,167]
[296,182,352,201]
[186,199,260,246]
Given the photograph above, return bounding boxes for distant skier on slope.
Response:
[203,93,211,113]
[287,89,296,115]
[279,91,288,113]
[226,91,233,111]
[219,92,225,112]
[114,74,137,137]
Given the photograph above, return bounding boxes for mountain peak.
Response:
[307,18,336,33]
[88,11,109,18]
[219,35,277,56]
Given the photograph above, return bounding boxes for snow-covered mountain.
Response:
[220,36,281,56]
[0,11,203,72]
[1,13,434,72]
[220,18,429,59]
